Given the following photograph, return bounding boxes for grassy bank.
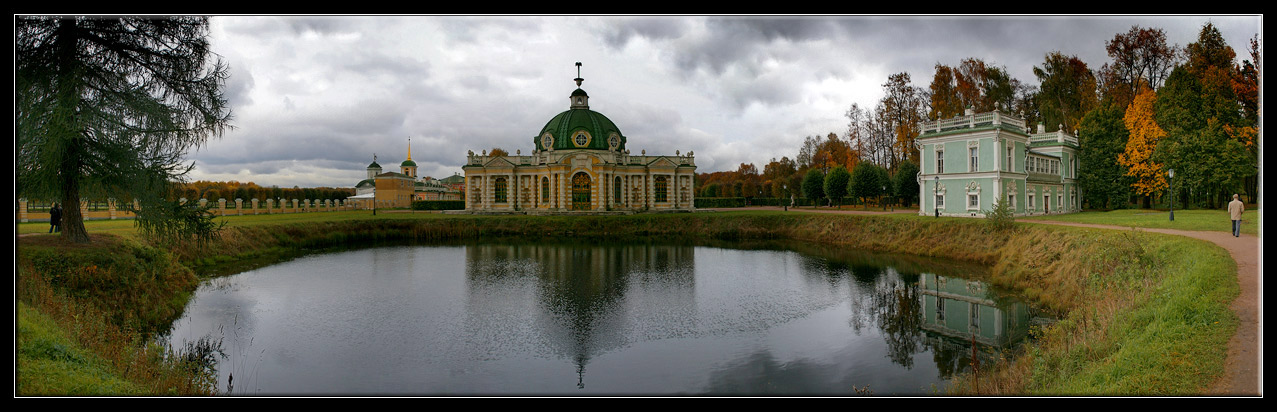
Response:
[16,211,1239,395]
[1020,208,1259,235]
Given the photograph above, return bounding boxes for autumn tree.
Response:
[16,16,232,243]
[1098,25,1180,107]
[1152,23,1257,208]
[928,64,964,120]
[1118,87,1166,208]
[488,148,509,157]
[879,73,925,168]
[1033,52,1098,134]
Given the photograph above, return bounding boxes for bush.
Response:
[694,197,747,208]
[412,200,465,210]
[985,197,1016,232]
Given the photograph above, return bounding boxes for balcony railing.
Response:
[921,110,1025,135]
[1029,130,1079,146]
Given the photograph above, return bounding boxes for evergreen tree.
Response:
[1077,102,1134,209]
[17,16,232,243]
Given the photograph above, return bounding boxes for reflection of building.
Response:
[918,273,1030,347]
[463,242,696,388]
[347,142,463,209]
[916,109,1080,217]
[462,64,696,213]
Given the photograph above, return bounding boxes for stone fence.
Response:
[17,197,360,222]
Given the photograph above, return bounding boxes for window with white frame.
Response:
[1027,191,1035,210]
[969,146,979,172]
[1006,147,1013,171]
[936,149,944,173]
[965,181,980,211]
[936,193,945,209]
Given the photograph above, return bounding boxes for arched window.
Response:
[494,177,507,203]
[655,176,668,203]
[541,176,549,203]
[614,176,622,204]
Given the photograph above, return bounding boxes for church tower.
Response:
[401,138,418,178]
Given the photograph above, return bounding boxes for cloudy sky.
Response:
[188,15,1261,189]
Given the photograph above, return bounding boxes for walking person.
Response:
[1228,194,1244,237]
[48,202,62,233]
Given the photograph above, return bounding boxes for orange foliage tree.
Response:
[1117,87,1166,204]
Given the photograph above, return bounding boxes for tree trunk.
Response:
[53,18,90,243]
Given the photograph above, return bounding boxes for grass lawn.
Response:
[1019,208,1260,235]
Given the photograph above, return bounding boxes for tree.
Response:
[849,162,886,207]
[801,169,825,206]
[17,16,231,243]
[1077,103,1133,209]
[824,166,850,207]
[893,160,919,207]
[488,148,509,157]
[1118,87,1166,207]
[1100,25,1180,107]
[879,73,924,167]
[1033,52,1098,134]
[928,64,964,120]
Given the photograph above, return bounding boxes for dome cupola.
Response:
[535,62,627,152]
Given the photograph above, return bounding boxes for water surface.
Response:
[165,240,1034,396]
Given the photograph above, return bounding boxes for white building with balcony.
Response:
[916,109,1081,218]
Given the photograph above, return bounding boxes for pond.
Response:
[164,239,1039,396]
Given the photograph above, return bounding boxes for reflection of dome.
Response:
[535,88,627,152]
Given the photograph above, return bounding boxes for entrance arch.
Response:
[572,172,592,210]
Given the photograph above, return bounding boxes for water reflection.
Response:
[165,240,1037,395]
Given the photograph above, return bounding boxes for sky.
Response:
[187,15,1262,189]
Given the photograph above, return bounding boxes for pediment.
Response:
[647,157,678,169]
[483,156,516,169]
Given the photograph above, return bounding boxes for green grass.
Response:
[1019,208,1259,235]
[16,302,147,396]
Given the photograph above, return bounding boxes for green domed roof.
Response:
[368,161,381,169]
[534,65,627,152]
[401,159,417,167]
[536,108,627,151]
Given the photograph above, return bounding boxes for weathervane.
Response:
[574,62,583,87]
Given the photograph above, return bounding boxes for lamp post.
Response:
[783,183,788,212]
[882,185,887,211]
[934,176,940,218]
[1168,168,1175,221]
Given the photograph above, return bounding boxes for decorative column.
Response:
[266,199,274,214]
[252,198,259,214]
[18,198,28,223]
[235,198,244,215]
[218,198,227,216]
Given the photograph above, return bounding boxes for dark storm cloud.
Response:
[599,17,690,49]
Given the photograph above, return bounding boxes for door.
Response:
[572,172,591,211]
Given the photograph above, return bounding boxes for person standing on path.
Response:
[1227,194,1244,237]
[48,202,62,233]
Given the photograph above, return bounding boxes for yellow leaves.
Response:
[1223,124,1257,148]
[1119,88,1167,197]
